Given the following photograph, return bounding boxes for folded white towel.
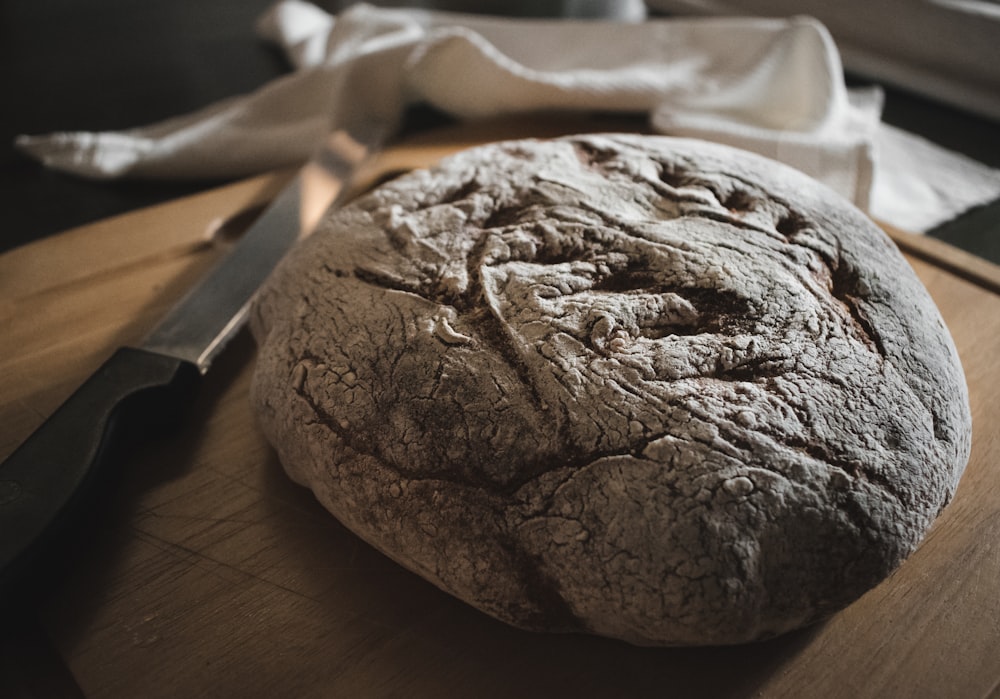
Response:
[17,0,994,232]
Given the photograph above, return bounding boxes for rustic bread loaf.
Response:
[249,134,971,646]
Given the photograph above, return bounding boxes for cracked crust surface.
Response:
[249,134,971,646]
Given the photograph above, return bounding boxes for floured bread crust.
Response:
[249,135,971,646]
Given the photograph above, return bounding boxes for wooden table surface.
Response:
[2,117,999,698]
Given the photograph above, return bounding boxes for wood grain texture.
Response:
[2,120,998,698]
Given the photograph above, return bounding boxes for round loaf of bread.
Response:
[249,134,971,646]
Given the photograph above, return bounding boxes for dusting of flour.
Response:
[250,135,970,646]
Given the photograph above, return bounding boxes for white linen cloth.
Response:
[871,124,1000,233]
[645,0,1000,122]
[16,0,998,231]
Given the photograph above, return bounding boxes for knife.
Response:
[0,121,386,604]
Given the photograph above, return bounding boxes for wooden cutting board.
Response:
[2,116,999,699]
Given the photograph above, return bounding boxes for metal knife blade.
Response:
[0,121,386,604]
[143,124,384,372]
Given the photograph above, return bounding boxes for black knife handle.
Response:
[0,347,200,605]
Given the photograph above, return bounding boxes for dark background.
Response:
[2,0,998,259]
